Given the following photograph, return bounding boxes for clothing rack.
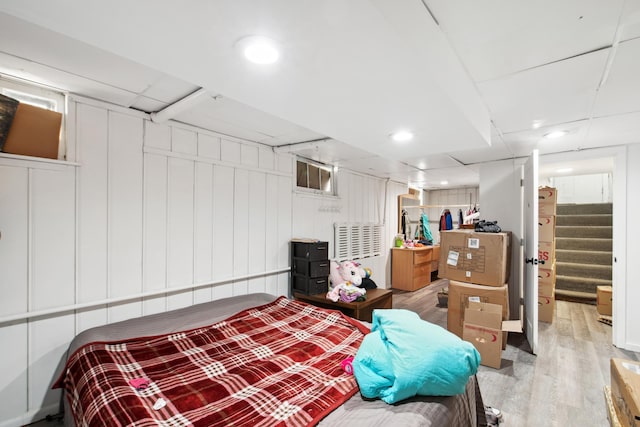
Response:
[402,204,479,209]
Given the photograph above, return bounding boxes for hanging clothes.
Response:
[457,209,463,228]
[421,212,433,243]
[401,209,408,237]
[439,209,453,231]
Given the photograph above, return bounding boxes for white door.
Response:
[523,150,539,354]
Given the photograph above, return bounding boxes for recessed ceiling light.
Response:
[440,180,448,185]
[532,120,545,129]
[390,130,414,142]
[556,168,573,173]
[544,130,568,139]
[238,36,280,64]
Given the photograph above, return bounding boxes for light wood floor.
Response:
[393,278,640,427]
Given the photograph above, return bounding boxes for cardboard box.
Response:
[538,291,555,323]
[447,280,509,339]
[539,215,556,243]
[598,286,613,316]
[463,301,521,369]
[610,358,640,427]
[438,230,511,287]
[2,102,62,159]
[538,263,555,287]
[538,240,555,265]
[539,187,557,215]
[0,94,19,150]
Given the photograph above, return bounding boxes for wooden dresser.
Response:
[391,246,434,291]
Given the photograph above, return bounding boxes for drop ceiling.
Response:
[1,0,639,188]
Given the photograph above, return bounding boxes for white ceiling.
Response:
[1,1,639,189]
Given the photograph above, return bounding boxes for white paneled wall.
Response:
[0,96,401,426]
[0,98,294,426]
[0,157,77,425]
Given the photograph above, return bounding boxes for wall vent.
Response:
[333,223,382,261]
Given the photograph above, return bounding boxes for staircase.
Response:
[555,203,612,301]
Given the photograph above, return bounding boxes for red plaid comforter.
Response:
[56,297,369,426]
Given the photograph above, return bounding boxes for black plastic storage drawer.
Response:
[293,258,330,278]
[293,241,329,261]
[293,275,329,295]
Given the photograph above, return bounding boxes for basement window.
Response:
[296,158,334,195]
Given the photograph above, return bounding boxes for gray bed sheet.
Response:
[60,293,486,427]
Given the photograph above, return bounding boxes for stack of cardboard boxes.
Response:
[438,229,520,369]
[538,186,557,323]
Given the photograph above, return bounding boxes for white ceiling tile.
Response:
[478,49,608,134]
[425,0,625,81]
[404,154,463,170]
[140,75,200,104]
[592,38,640,117]
[0,12,164,94]
[587,112,640,146]
[0,52,139,107]
[501,119,591,157]
[129,96,169,113]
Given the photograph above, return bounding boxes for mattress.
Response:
[56,293,486,426]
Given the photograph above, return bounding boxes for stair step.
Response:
[556,237,612,252]
[556,214,612,226]
[555,275,612,295]
[555,225,612,239]
[556,261,612,280]
[556,249,612,265]
[555,288,597,302]
[557,203,612,215]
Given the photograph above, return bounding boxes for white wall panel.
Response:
[197,133,220,159]
[277,176,292,295]
[233,169,249,295]
[30,168,75,310]
[264,174,279,269]
[167,157,195,310]
[241,144,259,167]
[0,323,27,423]
[171,127,197,155]
[142,153,168,315]
[108,111,143,322]
[193,162,214,303]
[259,147,275,170]
[221,139,241,163]
[248,171,266,291]
[0,165,28,315]
[28,315,74,412]
[144,121,171,150]
[277,153,293,174]
[212,165,234,281]
[76,103,109,331]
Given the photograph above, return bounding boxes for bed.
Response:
[54,293,487,426]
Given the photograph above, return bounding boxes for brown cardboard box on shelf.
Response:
[538,240,555,265]
[538,262,556,288]
[538,291,555,323]
[2,102,62,159]
[539,187,557,215]
[610,358,640,427]
[447,280,510,340]
[463,301,522,369]
[598,286,613,316]
[438,230,511,287]
[539,215,556,243]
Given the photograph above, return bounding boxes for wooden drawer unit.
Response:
[391,246,434,291]
[291,240,330,295]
